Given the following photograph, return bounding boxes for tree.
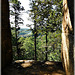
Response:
[9,0,18,4]
[10,1,25,59]
[28,0,62,61]
[61,0,74,75]
[20,36,35,60]
[28,0,40,60]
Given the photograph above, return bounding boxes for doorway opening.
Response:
[2,0,66,75]
[9,0,62,62]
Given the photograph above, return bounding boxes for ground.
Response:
[2,60,66,75]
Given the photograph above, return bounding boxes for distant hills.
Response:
[18,28,32,37]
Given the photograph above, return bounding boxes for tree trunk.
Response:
[1,0,12,68]
[45,30,48,61]
[15,10,20,59]
[61,0,74,75]
[34,20,37,60]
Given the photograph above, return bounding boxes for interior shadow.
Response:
[2,60,66,75]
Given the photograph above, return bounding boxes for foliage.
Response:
[11,28,61,61]
[9,0,18,4]
[36,31,61,61]
[16,31,61,61]
[10,1,25,59]
[47,31,61,61]
[20,36,35,60]
[28,0,62,33]
[11,27,16,46]
[27,0,62,61]
[11,0,62,61]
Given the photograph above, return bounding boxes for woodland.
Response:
[1,0,74,75]
[10,0,62,61]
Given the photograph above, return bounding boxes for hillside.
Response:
[18,28,32,37]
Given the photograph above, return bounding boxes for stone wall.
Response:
[1,0,12,69]
[61,0,74,75]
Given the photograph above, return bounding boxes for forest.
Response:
[10,0,63,61]
[1,0,74,75]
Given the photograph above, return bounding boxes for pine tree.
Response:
[10,1,25,59]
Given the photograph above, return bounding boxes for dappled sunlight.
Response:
[21,62,32,68]
[1,0,74,75]
[45,61,55,65]
[3,60,66,75]
[8,0,65,75]
[52,73,64,75]
[15,60,35,68]
[15,60,34,63]
[15,60,24,63]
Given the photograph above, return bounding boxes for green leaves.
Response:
[10,1,25,59]
[9,0,18,4]
[12,0,62,61]
[20,36,34,59]
[12,30,61,61]
[29,0,62,34]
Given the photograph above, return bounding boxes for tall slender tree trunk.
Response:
[15,10,19,59]
[34,20,37,60]
[61,0,74,75]
[45,30,48,61]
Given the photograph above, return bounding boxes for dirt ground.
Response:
[2,60,66,75]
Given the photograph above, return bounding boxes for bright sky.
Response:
[10,0,33,29]
[18,0,33,28]
[10,0,56,29]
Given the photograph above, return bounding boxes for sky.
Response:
[18,0,33,28]
[10,0,33,29]
[10,0,56,29]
